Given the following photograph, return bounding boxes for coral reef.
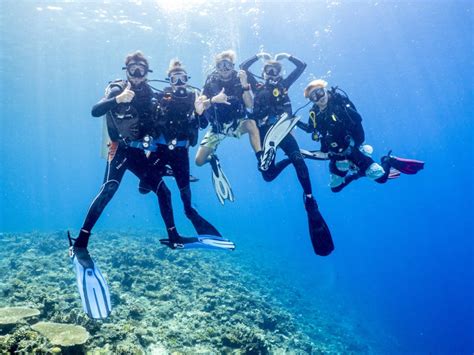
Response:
[31,322,90,346]
[0,230,375,353]
[0,307,40,325]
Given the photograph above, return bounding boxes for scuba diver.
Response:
[139,59,235,250]
[297,79,424,192]
[241,52,334,257]
[69,51,169,319]
[194,50,262,204]
[68,52,227,320]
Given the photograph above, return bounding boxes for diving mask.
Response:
[169,71,189,86]
[309,87,327,103]
[264,65,281,78]
[216,59,234,72]
[124,61,150,78]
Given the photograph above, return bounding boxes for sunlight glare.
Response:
[155,0,207,13]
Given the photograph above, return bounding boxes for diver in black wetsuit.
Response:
[68,51,186,320]
[72,51,178,249]
[297,79,424,192]
[241,52,334,256]
[139,59,234,250]
[194,50,262,204]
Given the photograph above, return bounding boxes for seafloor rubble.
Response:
[0,231,374,354]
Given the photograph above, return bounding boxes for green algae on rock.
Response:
[31,322,90,346]
[0,307,40,325]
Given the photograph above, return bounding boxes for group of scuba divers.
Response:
[68,50,424,319]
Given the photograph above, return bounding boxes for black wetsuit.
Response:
[201,70,247,133]
[242,55,311,194]
[297,90,390,191]
[144,87,221,239]
[242,56,334,256]
[74,80,176,248]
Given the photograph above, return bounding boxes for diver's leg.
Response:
[76,144,127,248]
[240,119,262,153]
[127,149,180,241]
[280,137,334,255]
[195,129,220,166]
[240,119,266,171]
[279,134,312,195]
[172,148,221,236]
[349,148,387,183]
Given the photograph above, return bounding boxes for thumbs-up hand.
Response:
[116,82,135,104]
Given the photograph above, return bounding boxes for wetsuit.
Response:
[242,55,310,193]
[144,87,221,239]
[242,55,334,256]
[202,70,246,132]
[297,90,390,191]
[74,80,176,247]
[197,70,252,151]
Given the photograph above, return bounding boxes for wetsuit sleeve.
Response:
[281,56,307,89]
[240,55,259,71]
[91,86,122,117]
[240,56,260,91]
[202,81,211,98]
[296,120,312,133]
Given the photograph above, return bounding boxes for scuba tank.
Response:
[155,87,197,147]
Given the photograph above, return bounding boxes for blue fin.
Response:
[160,235,235,251]
[210,155,234,205]
[68,233,111,319]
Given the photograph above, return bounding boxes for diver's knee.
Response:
[289,150,304,162]
[156,181,171,198]
[261,170,275,182]
[243,119,258,133]
[329,174,344,190]
[103,180,119,195]
[365,163,385,180]
[195,156,205,166]
[195,151,210,166]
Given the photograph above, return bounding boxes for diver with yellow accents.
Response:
[298,79,424,192]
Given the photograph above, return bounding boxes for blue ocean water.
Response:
[0,0,472,353]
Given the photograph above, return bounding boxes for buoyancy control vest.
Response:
[203,71,245,129]
[154,87,199,146]
[105,80,155,144]
[310,88,361,153]
[252,80,292,124]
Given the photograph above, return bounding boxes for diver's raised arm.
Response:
[240,52,271,71]
[91,82,134,117]
[281,54,307,89]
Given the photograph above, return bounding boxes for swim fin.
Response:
[386,151,425,175]
[68,232,111,319]
[388,168,401,179]
[160,235,235,251]
[210,154,234,205]
[304,197,334,256]
[300,149,330,161]
[260,113,301,171]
